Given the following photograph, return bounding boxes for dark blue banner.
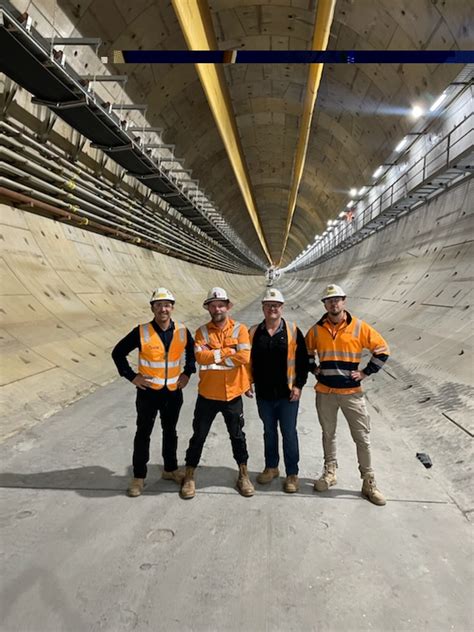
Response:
[116,50,474,64]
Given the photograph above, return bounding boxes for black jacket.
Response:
[250,319,308,400]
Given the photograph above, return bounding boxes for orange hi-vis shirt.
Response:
[305,311,390,395]
[194,317,251,401]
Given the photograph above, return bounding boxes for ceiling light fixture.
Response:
[395,137,408,152]
[373,166,383,179]
[429,92,447,112]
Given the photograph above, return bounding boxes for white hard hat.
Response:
[203,287,232,307]
[321,284,346,301]
[262,288,285,304]
[150,287,175,304]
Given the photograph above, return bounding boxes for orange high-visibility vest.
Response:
[138,322,187,390]
[249,320,298,389]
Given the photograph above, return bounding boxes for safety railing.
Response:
[291,106,473,271]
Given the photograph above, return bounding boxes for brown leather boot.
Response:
[256,467,280,484]
[127,478,144,497]
[236,464,255,497]
[162,468,185,484]
[361,474,386,506]
[314,462,337,491]
[283,475,299,493]
[180,467,196,499]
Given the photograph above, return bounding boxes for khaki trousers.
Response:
[315,391,373,476]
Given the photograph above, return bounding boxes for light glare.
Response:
[411,105,424,119]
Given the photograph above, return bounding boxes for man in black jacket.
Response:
[247,289,308,493]
[112,287,195,497]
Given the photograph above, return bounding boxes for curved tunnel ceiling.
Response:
[55,0,471,265]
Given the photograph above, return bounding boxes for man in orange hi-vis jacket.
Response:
[180,287,254,500]
[305,284,390,506]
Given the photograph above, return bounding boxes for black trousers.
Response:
[133,387,183,478]
[185,394,249,468]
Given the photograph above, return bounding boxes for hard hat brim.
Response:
[321,295,345,301]
[203,299,233,309]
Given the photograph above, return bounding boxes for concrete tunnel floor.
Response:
[0,299,472,632]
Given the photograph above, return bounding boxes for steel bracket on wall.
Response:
[1,75,18,117]
[37,108,58,142]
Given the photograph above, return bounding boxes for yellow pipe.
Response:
[172,0,272,264]
[277,0,337,266]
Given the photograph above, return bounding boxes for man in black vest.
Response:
[246,289,308,493]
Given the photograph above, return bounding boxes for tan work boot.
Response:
[180,467,196,499]
[361,474,386,506]
[314,462,337,492]
[127,477,144,497]
[283,475,299,493]
[256,467,280,484]
[236,464,255,497]
[162,468,185,484]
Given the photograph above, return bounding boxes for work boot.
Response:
[314,462,337,492]
[283,475,299,493]
[361,474,386,506]
[162,468,185,484]
[127,477,144,497]
[236,464,255,497]
[180,467,196,499]
[256,467,280,484]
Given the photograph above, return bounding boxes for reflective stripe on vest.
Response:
[352,318,362,338]
[199,364,234,371]
[319,368,353,377]
[138,322,186,391]
[199,325,210,344]
[319,350,361,361]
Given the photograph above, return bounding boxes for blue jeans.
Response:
[256,398,300,475]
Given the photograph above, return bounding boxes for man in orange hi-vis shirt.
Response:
[180,287,254,500]
[305,284,390,506]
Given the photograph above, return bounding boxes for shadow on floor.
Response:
[0,467,447,503]
[0,465,358,499]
